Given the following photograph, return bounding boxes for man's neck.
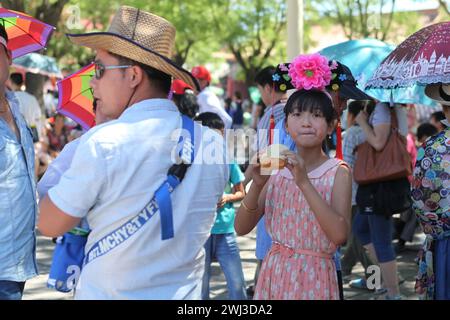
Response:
[126,86,168,108]
[0,88,7,111]
[270,93,287,106]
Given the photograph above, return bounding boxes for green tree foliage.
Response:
[318,0,398,41]
[2,0,69,27]
[7,0,434,90]
[48,0,117,70]
[316,0,439,44]
[125,0,221,67]
[438,0,450,15]
[208,0,288,86]
[2,1,311,87]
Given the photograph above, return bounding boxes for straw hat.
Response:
[67,6,199,92]
[425,83,450,106]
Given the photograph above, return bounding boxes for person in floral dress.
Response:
[412,83,450,300]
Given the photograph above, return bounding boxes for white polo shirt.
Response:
[48,99,228,299]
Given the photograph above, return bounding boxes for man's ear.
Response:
[6,48,12,65]
[130,65,143,88]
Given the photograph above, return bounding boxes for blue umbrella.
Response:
[319,39,437,107]
[12,52,62,78]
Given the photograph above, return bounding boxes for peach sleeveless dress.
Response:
[254,158,346,300]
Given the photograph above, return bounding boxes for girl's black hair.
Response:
[284,89,337,124]
[0,25,8,54]
[173,91,199,119]
[417,123,438,141]
[194,112,225,130]
[347,100,365,117]
[254,66,276,88]
[0,25,8,42]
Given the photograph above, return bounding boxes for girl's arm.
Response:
[235,150,273,236]
[234,155,270,236]
[234,181,268,236]
[283,151,352,246]
[355,109,390,151]
[230,182,245,202]
[242,165,253,188]
[217,182,245,208]
[298,165,352,245]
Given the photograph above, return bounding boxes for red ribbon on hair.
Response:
[269,113,275,145]
[335,119,343,160]
[333,92,343,160]
[268,83,277,145]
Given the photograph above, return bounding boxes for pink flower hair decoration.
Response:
[288,53,332,91]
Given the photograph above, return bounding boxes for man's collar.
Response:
[120,98,178,118]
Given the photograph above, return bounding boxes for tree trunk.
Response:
[173,54,184,67]
[244,67,258,89]
[1,1,25,12]
[35,0,70,27]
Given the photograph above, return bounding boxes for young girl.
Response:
[235,54,352,300]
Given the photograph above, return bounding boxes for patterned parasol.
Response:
[366,21,450,89]
[320,38,438,106]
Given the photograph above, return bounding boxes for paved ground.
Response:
[23,228,423,300]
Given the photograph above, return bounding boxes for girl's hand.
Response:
[217,195,229,208]
[282,150,309,188]
[249,151,271,187]
[355,109,368,126]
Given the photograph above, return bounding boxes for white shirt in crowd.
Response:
[197,86,232,129]
[15,91,43,139]
[48,99,228,299]
[368,102,408,137]
[37,138,80,201]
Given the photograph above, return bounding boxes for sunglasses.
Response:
[94,62,133,80]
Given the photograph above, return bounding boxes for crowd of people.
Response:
[0,6,448,301]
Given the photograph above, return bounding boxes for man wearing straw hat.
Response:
[38,6,228,299]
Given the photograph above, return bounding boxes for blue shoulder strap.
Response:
[155,115,196,240]
[84,115,198,265]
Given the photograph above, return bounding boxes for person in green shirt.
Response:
[195,112,247,300]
